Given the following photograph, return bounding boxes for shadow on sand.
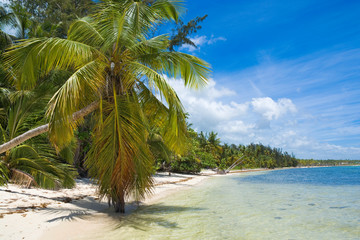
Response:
[108,203,207,231]
[35,195,206,232]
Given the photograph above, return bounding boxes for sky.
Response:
[168,0,360,160]
[1,0,359,160]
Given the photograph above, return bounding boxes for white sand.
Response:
[0,170,216,240]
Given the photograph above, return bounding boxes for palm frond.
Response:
[0,161,9,185]
[136,80,187,153]
[68,17,105,47]
[8,144,76,189]
[129,62,188,152]
[5,38,103,90]
[129,34,169,54]
[46,60,106,148]
[86,94,154,203]
[151,0,185,22]
[137,51,210,89]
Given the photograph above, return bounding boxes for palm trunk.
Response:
[114,191,126,213]
[119,193,125,213]
[0,102,98,154]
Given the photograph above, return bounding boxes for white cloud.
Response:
[251,97,297,121]
[179,35,226,52]
[169,78,297,140]
[168,78,247,130]
[208,35,227,44]
[168,72,360,160]
[190,35,208,46]
[208,49,360,159]
[218,120,256,134]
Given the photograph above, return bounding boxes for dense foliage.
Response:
[156,127,299,174]
[7,0,94,37]
[298,159,360,166]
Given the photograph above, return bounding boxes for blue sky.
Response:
[168,0,360,159]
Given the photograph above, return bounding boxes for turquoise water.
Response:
[96,167,360,239]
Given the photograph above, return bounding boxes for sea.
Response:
[91,166,360,240]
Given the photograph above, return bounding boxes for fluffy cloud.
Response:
[168,77,360,160]
[179,35,227,52]
[168,78,296,134]
[168,78,247,129]
[251,97,297,120]
[218,120,256,134]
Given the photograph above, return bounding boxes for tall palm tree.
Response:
[3,0,210,212]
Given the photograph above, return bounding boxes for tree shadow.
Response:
[1,186,207,232]
[46,210,90,222]
[109,203,207,231]
[30,197,109,223]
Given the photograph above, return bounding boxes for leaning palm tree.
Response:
[0,79,77,188]
[3,0,210,212]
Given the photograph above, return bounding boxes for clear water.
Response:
[93,167,360,240]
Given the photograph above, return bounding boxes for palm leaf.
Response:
[68,17,105,47]
[46,60,106,148]
[5,38,103,90]
[86,94,154,205]
[0,161,9,185]
[137,51,210,88]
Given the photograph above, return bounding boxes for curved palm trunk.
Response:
[225,156,246,173]
[0,102,98,154]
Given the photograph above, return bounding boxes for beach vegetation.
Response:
[7,0,95,38]
[0,74,77,188]
[1,0,210,212]
[157,127,299,173]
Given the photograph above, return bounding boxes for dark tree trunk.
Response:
[119,194,125,213]
[114,192,126,213]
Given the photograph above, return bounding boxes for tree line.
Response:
[297,159,360,166]
[156,128,299,174]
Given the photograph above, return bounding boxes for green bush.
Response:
[171,156,201,174]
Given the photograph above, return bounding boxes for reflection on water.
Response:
[90,167,360,240]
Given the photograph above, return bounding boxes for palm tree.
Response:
[0,78,77,188]
[207,131,222,162]
[207,131,221,149]
[3,0,210,212]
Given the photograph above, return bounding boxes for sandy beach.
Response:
[0,168,276,240]
[0,170,219,240]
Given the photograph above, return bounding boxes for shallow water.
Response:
[91,166,360,240]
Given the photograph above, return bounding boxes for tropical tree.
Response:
[8,0,95,38]
[2,0,210,212]
[0,77,77,188]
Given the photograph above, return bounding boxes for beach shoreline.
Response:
[0,170,219,240]
[0,167,291,240]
